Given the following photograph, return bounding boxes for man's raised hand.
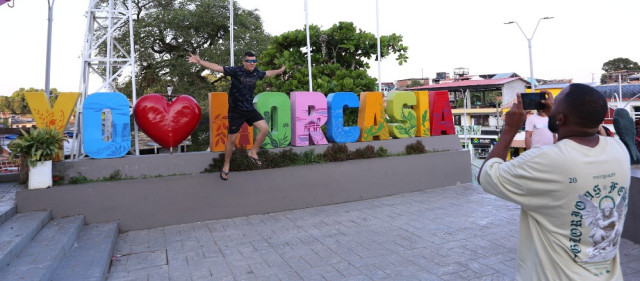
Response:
[187,53,200,64]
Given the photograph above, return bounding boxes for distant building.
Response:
[379,82,395,93]
[396,78,429,90]
[603,70,640,84]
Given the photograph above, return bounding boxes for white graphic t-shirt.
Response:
[480,136,630,281]
[525,114,554,148]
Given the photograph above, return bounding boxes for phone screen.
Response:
[521,92,546,110]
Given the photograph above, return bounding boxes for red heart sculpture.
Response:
[133,94,202,149]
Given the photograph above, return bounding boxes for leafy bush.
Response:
[52,174,64,186]
[376,146,389,157]
[405,140,427,155]
[68,174,90,185]
[8,128,67,167]
[324,143,349,162]
[262,149,300,168]
[202,140,437,175]
[349,145,377,160]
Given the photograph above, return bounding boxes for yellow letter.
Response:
[386,91,417,138]
[413,91,431,136]
[25,92,80,131]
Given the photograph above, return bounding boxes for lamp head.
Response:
[542,16,554,20]
[504,21,515,24]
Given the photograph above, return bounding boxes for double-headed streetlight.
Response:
[505,17,554,92]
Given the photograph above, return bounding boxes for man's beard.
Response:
[548,115,559,133]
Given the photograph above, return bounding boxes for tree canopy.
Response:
[600,57,640,84]
[257,21,409,94]
[0,88,60,114]
[602,57,640,73]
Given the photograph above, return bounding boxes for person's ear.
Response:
[555,113,565,126]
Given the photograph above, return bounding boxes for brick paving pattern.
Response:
[107,184,640,281]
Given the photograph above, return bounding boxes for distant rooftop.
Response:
[407,77,526,91]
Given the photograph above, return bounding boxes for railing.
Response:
[455,125,482,136]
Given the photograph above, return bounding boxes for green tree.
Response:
[601,57,640,84]
[602,57,640,73]
[0,88,61,114]
[257,21,408,94]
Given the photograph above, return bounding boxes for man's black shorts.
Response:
[228,108,264,134]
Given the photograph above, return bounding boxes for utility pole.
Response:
[505,17,554,92]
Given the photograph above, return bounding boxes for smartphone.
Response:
[521,92,546,110]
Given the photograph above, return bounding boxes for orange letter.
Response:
[208,92,253,152]
[357,91,389,141]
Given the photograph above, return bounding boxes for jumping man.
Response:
[187,51,285,181]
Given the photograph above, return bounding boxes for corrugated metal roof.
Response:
[407,77,525,90]
[536,84,571,89]
[594,84,640,100]
[492,73,516,79]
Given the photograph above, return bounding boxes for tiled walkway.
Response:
[107,184,640,281]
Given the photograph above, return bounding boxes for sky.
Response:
[1,0,639,96]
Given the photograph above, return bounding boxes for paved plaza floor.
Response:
[106,183,640,281]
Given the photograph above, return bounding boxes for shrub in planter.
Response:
[376,146,389,157]
[405,140,427,155]
[261,149,299,168]
[8,127,66,167]
[349,145,377,160]
[8,127,67,188]
[324,143,349,162]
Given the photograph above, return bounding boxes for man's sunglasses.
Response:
[245,59,257,63]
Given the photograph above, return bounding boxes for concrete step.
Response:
[0,182,21,226]
[0,215,84,281]
[52,221,119,281]
[0,202,15,226]
[0,211,50,272]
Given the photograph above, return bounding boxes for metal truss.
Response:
[72,0,139,159]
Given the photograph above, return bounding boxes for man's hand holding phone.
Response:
[521,91,554,114]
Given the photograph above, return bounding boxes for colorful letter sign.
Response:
[429,90,455,136]
[386,91,417,138]
[24,92,80,132]
[413,91,431,137]
[83,92,131,158]
[133,94,202,149]
[208,92,253,152]
[326,92,360,143]
[254,92,291,148]
[290,91,328,146]
[358,91,389,141]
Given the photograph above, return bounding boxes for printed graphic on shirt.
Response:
[569,181,628,275]
[533,123,548,129]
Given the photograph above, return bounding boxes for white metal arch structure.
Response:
[72,0,138,159]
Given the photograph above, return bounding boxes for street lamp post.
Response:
[505,17,553,92]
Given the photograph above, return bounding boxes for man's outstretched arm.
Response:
[187,53,224,73]
[265,65,285,77]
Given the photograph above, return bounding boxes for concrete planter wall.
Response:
[18,135,471,231]
[53,135,463,181]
